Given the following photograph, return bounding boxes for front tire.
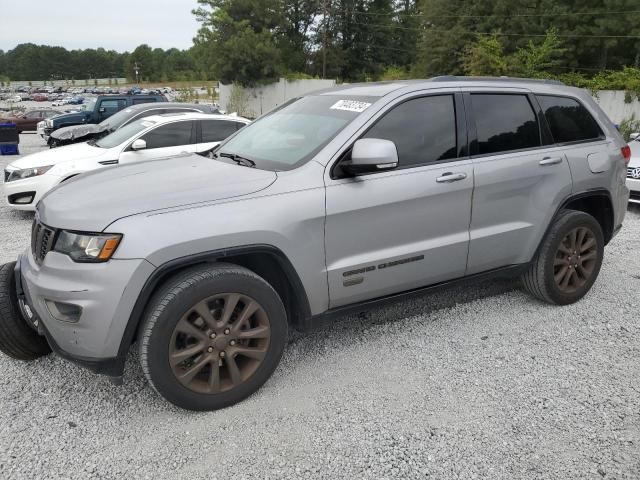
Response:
[0,262,51,360]
[521,210,604,305]
[139,263,287,411]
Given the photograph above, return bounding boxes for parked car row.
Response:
[5,111,250,209]
[47,102,220,147]
[40,94,168,143]
[0,109,62,133]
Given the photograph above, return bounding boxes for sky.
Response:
[0,0,202,52]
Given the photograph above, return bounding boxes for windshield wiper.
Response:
[219,152,256,168]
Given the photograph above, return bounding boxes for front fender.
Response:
[107,184,328,316]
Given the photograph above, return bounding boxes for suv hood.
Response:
[50,111,88,125]
[51,123,105,141]
[38,153,278,231]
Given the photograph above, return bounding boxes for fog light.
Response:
[45,300,82,323]
[8,192,35,205]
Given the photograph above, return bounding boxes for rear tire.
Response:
[0,262,51,360]
[521,210,604,305]
[139,263,287,411]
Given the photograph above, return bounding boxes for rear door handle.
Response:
[436,172,467,183]
[539,156,563,166]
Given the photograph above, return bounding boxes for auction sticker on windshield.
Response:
[330,100,372,113]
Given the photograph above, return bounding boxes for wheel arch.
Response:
[560,189,614,245]
[529,189,615,265]
[117,244,312,363]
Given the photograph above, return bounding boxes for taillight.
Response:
[621,145,631,165]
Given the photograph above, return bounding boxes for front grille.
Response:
[31,219,56,265]
[628,167,640,179]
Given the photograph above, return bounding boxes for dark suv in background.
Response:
[48,102,221,147]
[43,94,167,139]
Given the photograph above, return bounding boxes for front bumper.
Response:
[4,174,62,211]
[16,249,155,377]
[627,177,640,204]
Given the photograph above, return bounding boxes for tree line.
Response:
[0,44,202,83]
[193,0,640,86]
[1,0,639,86]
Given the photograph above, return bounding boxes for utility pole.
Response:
[134,62,140,84]
[322,0,328,79]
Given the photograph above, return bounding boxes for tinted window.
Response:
[363,95,457,166]
[472,94,540,155]
[133,97,159,105]
[537,95,603,143]
[141,121,193,149]
[100,99,127,114]
[201,120,240,143]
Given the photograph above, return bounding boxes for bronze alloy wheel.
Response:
[553,226,598,294]
[169,293,271,394]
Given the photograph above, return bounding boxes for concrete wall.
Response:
[8,78,128,88]
[219,78,336,118]
[592,90,640,124]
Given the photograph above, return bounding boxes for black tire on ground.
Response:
[0,262,52,360]
[139,263,288,411]
[521,209,604,305]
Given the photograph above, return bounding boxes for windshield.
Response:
[95,118,156,149]
[97,107,136,131]
[217,95,378,170]
[82,97,97,112]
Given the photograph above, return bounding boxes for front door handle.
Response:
[436,172,467,183]
[539,156,563,166]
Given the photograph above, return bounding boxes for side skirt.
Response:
[308,264,528,329]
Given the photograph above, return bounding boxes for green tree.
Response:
[193,1,283,86]
[462,35,508,76]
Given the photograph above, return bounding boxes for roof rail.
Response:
[430,75,565,86]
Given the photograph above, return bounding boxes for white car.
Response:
[627,133,640,204]
[4,112,250,210]
[7,95,22,103]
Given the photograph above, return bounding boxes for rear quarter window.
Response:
[536,95,603,144]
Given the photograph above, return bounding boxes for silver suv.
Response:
[0,78,631,410]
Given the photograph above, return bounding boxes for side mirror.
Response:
[342,138,398,176]
[131,139,147,151]
[630,132,640,141]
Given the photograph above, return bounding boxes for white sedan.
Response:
[628,133,640,204]
[4,112,250,211]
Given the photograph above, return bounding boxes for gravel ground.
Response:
[0,134,639,479]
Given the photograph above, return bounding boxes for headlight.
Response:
[53,231,122,263]
[45,119,53,127]
[5,165,53,182]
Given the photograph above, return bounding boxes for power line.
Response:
[361,22,640,39]
[347,10,640,19]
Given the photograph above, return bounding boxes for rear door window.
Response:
[536,95,603,143]
[471,94,540,155]
[100,99,127,116]
[363,95,458,167]
[141,121,195,149]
